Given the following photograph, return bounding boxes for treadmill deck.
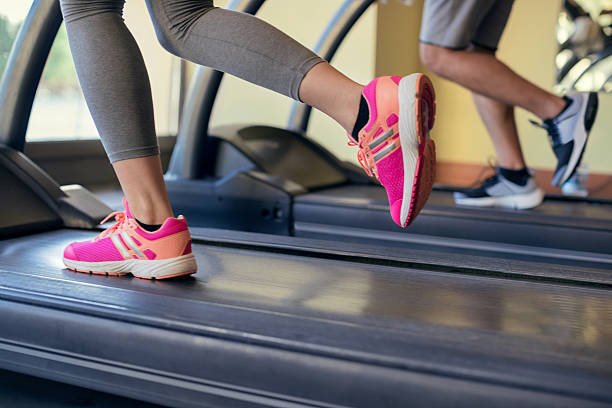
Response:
[0,229,611,407]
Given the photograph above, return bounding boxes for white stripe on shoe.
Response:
[369,128,394,150]
[121,231,145,258]
[373,142,398,162]
[111,234,130,259]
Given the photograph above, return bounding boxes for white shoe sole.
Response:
[398,74,430,226]
[454,188,544,210]
[63,253,197,279]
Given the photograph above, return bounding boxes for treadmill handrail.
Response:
[287,0,375,133]
[0,0,62,151]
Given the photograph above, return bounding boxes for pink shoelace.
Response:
[96,211,129,241]
[347,136,374,177]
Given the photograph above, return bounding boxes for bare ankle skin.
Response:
[298,62,364,133]
[472,92,526,170]
[112,155,174,224]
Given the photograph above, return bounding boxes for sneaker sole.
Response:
[455,187,544,210]
[398,73,436,226]
[63,253,197,280]
[556,92,598,186]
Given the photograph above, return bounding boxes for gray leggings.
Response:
[59,0,324,162]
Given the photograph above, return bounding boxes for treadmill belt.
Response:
[295,186,612,255]
[1,230,611,407]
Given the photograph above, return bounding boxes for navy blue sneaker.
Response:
[533,93,598,186]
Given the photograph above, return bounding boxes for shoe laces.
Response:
[347,135,374,178]
[481,173,501,189]
[467,157,498,189]
[96,211,129,241]
[530,118,561,146]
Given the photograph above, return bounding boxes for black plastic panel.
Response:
[166,171,294,235]
[0,146,111,233]
[211,125,349,190]
[0,149,60,237]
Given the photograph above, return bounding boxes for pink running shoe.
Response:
[350,74,436,227]
[63,198,197,279]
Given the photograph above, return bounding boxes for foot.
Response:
[63,198,197,279]
[349,74,436,227]
[454,168,544,210]
[535,92,598,186]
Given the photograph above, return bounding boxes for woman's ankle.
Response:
[129,197,173,225]
[298,63,364,133]
[112,155,174,224]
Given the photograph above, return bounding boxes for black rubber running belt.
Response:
[187,227,612,287]
[0,229,610,407]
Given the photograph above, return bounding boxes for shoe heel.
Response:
[415,74,436,147]
[132,254,197,280]
[585,92,598,131]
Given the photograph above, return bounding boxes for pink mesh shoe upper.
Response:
[374,149,405,225]
[356,77,405,223]
[66,238,124,262]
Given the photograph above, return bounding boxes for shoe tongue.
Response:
[482,171,500,187]
[122,197,134,219]
[350,95,371,141]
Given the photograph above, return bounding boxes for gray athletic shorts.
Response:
[420,0,515,51]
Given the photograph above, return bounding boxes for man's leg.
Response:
[472,92,524,169]
[419,0,544,208]
[421,43,545,209]
[420,43,566,120]
[469,47,525,170]
[420,0,597,191]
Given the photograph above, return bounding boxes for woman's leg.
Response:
[61,0,365,225]
[146,0,364,133]
[299,63,363,134]
[60,0,172,225]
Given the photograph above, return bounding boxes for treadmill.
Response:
[1,1,611,407]
[161,0,612,261]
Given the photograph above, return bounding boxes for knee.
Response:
[148,0,215,56]
[152,24,181,56]
[59,0,124,24]
[419,43,450,77]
